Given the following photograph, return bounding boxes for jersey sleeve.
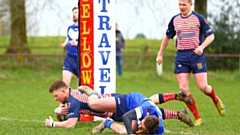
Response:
[199,15,213,37]
[166,16,176,39]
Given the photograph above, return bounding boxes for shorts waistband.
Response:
[67,54,77,58]
[177,49,195,52]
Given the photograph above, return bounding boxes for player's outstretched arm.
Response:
[122,109,138,134]
[45,116,78,128]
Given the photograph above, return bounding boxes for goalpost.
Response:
[78,0,116,121]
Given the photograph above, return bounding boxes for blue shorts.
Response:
[174,50,207,74]
[63,55,79,78]
[110,93,128,122]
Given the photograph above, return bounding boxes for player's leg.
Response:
[149,91,192,105]
[92,119,137,134]
[177,73,202,126]
[62,70,73,87]
[88,97,117,112]
[194,73,226,116]
[116,51,123,76]
[159,108,194,127]
[118,55,123,76]
[73,60,80,88]
[62,55,77,87]
[174,51,202,125]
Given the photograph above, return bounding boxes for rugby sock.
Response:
[185,94,201,119]
[105,120,113,128]
[89,92,100,99]
[205,87,219,105]
[160,108,178,120]
[158,93,176,103]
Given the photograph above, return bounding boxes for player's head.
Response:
[49,80,68,103]
[138,115,159,133]
[72,7,78,23]
[178,0,192,16]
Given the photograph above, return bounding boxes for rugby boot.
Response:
[194,118,204,126]
[215,96,226,116]
[178,109,194,127]
[92,119,107,134]
[176,90,193,105]
[78,85,101,98]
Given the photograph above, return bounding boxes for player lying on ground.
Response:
[45,80,194,129]
[78,86,194,134]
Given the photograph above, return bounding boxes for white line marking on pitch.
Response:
[0,117,43,123]
[165,129,198,135]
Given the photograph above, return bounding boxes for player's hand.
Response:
[70,40,78,46]
[55,105,68,115]
[193,47,203,55]
[136,129,144,134]
[116,37,119,41]
[60,43,67,49]
[45,116,54,127]
[120,48,124,52]
[156,55,163,65]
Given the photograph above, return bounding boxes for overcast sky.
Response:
[27,0,224,39]
[26,0,179,39]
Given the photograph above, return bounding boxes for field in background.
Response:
[0,36,240,135]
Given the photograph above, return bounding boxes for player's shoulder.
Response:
[172,13,181,19]
[170,13,181,23]
[192,11,205,21]
[70,89,86,97]
[67,24,78,29]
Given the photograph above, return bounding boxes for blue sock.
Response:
[104,120,113,128]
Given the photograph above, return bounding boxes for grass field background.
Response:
[0,37,240,135]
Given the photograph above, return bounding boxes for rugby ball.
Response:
[60,102,68,120]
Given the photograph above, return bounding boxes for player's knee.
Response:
[149,94,159,104]
[87,99,98,110]
[201,85,211,94]
[87,100,94,108]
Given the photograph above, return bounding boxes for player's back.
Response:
[66,24,78,57]
[126,92,164,134]
[69,89,113,118]
[126,92,150,110]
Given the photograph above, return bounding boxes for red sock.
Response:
[185,94,201,119]
[163,109,179,119]
[162,93,176,103]
[205,87,219,105]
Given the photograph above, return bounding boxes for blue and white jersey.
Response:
[66,24,78,57]
[126,92,164,134]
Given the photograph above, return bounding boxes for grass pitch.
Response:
[0,68,239,135]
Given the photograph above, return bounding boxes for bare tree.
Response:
[0,0,10,36]
[6,0,30,54]
[194,0,208,17]
[3,0,65,54]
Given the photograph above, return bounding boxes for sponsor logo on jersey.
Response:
[189,22,194,28]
